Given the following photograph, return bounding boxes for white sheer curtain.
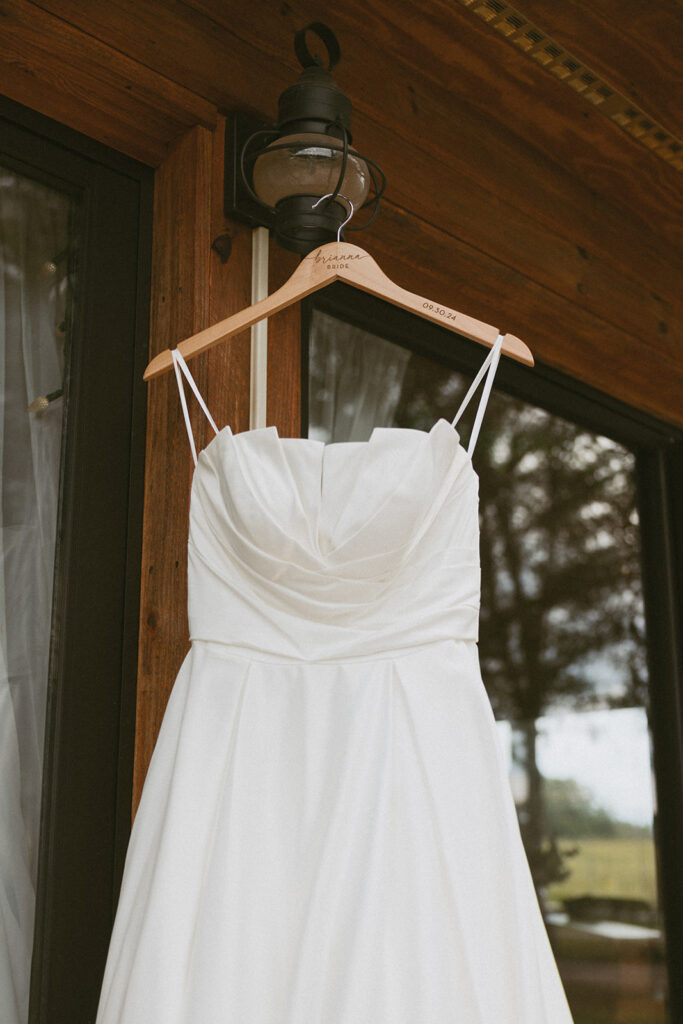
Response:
[307,309,411,443]
[0,167,69,1024]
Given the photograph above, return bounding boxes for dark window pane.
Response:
[0,166,74,1023]
[307,311,668,1023]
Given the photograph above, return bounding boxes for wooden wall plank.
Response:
[365,121,680,361]
[0,0,216,165]
[513,0,683,139]
[133,119,259,812]
[206,116,253,436]
[133,125,213,813]
[31,0,275,117]
[370,204,683,426]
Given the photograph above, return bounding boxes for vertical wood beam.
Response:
[132,119,253,815]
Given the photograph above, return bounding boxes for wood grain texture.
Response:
[512,0,683,140]
[133,125,212,814]
[30,0,682,251]
[369,205,683,424]
[184,0,683,250]
[207,116,253,437]
[0,0,216,165]
[364,119,681,363]
[18,0,682,426]
[132,122,257,815]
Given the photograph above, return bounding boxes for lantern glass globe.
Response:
[252,133,371,211]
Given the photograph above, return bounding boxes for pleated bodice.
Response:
[187,419,480,662]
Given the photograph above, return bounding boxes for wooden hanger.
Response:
[144,240,533,380]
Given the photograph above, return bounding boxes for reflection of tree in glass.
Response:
[476,398,646,718]
[394,357,647,899]
[394,359,647,718]
[474,396,647,894]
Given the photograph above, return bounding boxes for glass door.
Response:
[0,167,74,1024]
[304,302,681,1023]
[1,98,151,1023]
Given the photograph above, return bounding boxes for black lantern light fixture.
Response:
[225,23,386,254]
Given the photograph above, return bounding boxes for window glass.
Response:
[307,309,668,1023]
[0,166,73,1023]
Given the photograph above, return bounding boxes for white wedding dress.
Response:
[96,334,574,1022]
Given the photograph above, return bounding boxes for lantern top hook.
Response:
[294,23,341,72]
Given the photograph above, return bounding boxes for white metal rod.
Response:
[249,226,269,430]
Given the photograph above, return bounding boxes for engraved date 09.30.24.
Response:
[423,302,458,322]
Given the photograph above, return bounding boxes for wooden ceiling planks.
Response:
[370,204,682,423]
[363,114,680,362]
[338,0,683,242]
[29,0,289,125]
[31,0,683,246]
[511,0,683,140]
[179,0,683,241]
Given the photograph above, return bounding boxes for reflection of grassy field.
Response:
[545,839,666,1023]
[548,838,658,904]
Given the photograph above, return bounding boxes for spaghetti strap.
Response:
[451,333,504,458]
[171,349,219,466]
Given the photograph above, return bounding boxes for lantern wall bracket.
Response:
[224,111,275,230]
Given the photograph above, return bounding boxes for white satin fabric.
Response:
[97,421,573,1023]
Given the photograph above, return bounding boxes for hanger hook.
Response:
[311,193,354,242]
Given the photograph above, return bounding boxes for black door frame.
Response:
[0,95,152,1022]
[303,282,683,1020]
